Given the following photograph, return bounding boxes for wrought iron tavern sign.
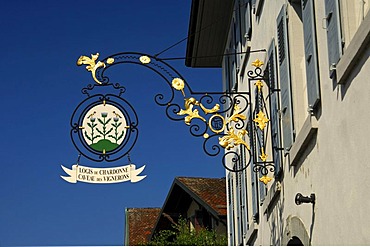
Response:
[61,52,282,185]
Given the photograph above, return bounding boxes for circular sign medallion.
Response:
[82,103,127,153]
[70,94,138,162]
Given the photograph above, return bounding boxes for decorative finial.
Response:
[252,59,264,68]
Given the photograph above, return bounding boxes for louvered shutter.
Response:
[227,174,235,245]
[276,5,294,150]
[302,0,320,108]
[324,0,342,77]
[267,40,282,175]
[244,0,252,41]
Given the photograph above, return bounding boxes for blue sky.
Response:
[0,1,225,246]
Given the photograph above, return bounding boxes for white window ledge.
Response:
[289,115,318,166]
[336,11,370,84]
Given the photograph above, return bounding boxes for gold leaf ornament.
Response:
[218,127,250,150]
[177,97,206,125]
[77,53,106,84]
[253,110,269,130]
[252,59,264,68]
[227,104,247,123]
[259,175,273,185]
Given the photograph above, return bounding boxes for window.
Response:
[276,2,320,153]
[327,0,369,84]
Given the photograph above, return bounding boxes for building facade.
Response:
[124,177,227,245]
[186,0,370,245]
[150,177,227,239]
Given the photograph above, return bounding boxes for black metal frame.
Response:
[70,83,138,162]
[71,52,282,179]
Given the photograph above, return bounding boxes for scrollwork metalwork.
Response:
[222,150,250,172]
[73,53,282,185]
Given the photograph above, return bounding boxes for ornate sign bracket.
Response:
[72,52,282,185]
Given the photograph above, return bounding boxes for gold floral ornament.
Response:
[177,97,206,125]
[219,127,250,150]
[172,78,185,96]
[252,59,264,68]
[77,53,114,85]
[259,175,273,185]
[253,110,269,130]
[139,55,151,64]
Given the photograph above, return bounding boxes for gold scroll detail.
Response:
[219,127,250,150]
[77,53,114,84]
[200,103,220,115]
[253,110,269,130]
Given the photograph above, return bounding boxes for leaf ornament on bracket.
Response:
[227,104,247,123]
[219,127,249,150]
[177,97,206,125]
[77,53,114,84]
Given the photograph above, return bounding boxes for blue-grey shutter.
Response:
[302,0,320,109]
[324,0,342,77]
[259,175,266,203]
[267,39,282,175]
[227,174,235,245]
[276,5,294,150]
[234,171,242,245]
[244,0,252,41]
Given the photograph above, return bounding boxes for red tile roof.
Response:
[125,208,160,245]
[176,177,227,215]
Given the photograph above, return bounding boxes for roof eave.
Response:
[185,0,234,68]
